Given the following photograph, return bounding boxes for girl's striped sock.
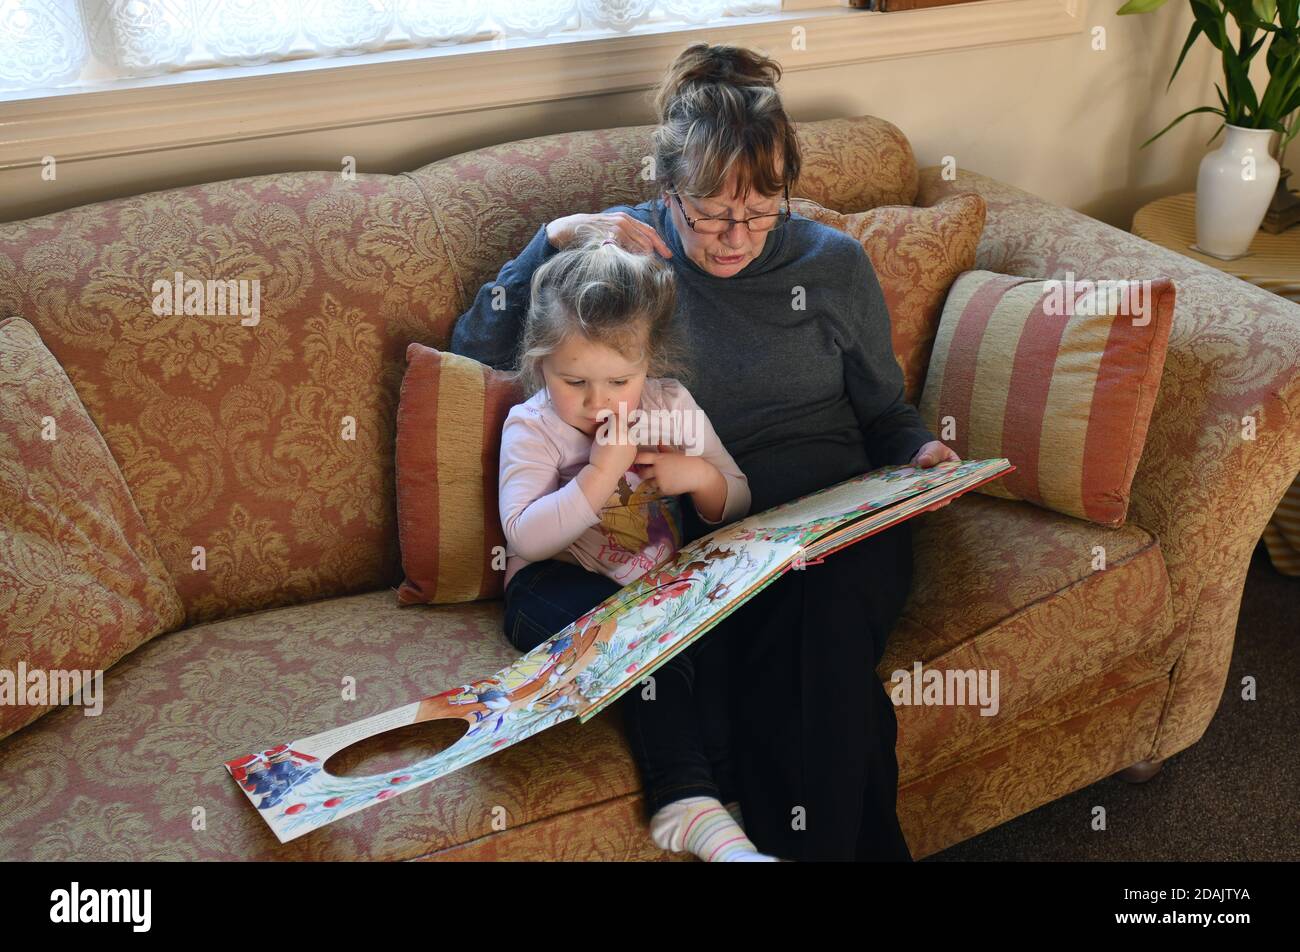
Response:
[649,795,780,862]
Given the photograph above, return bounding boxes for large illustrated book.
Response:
[223,457,1014,842]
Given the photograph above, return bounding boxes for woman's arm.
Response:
[450,225,557,370]
[498,412,603,563]
[838,250,939,467]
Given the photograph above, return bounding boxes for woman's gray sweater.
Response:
[449,198,937,518]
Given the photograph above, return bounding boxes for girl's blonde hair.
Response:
[512,226,686,396]
[650,42,801,203]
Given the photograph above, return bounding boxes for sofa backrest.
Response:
[404,116,919,310]
[0,116,918,626]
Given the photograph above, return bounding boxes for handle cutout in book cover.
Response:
[222,458,1010,842]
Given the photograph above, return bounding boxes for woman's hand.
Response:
[546,212,673,259]
[909,440,962,511]
[910,440,960,469]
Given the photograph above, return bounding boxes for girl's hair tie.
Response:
[601,236,618,246]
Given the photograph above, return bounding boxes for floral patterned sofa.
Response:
[2,116,1298,861]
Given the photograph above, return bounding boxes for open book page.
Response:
[571,458,1013,720]
[801,459,1017,561]
[221,457,1012,842]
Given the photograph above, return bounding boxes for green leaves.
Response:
[1168,21,1205,92]
[1128,0,1300,150]
[1254,0,1280,22]
[1118,0,1175,12]
[1140,105,1226,148]
[1188,0,1227,52]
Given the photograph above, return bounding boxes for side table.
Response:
[1132,192,1300,576]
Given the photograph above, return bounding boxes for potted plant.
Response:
[1121,0,1300,256]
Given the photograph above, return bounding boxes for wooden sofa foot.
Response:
[1115,758,1165,783]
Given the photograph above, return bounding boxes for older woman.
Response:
[451,42,958,862]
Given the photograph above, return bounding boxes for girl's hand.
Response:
[546,212,673,259]
[589,406,640,477]
[632,445,710,496]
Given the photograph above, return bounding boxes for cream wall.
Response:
[0,5,1285,229]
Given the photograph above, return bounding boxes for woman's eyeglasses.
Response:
[671,186,790,234]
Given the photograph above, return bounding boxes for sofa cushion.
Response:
[789,193,986,405]
[891,493,1178,779]
[0,493,1175,860]
[0,173,449,626]
[395,344,524,605]
[0,590,653,860]
[918,270,1176,526]
[0,317,184,741]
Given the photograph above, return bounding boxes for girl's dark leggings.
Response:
[501,520,915,863]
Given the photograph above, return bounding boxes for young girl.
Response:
[498,230,776,861]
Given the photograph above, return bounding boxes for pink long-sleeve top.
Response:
[499,377,751,590]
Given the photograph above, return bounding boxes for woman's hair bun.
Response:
[650,42,800,200]
[653,42,782,121]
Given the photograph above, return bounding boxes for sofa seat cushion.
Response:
[890,493,1179,778]
[1,495,1178,861]
[0,592,647,860]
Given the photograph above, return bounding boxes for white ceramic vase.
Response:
[1195,123,1280,259]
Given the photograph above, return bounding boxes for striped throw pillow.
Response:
[918,271,1176,526]
[395,345,525,604]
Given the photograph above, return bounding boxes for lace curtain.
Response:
[0,0,781,94]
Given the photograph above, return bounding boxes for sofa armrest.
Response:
[917,166,1300,761]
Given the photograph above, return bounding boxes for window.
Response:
[0,0,782,94]
[0,0,1083,173]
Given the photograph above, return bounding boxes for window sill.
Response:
[0,0,1083,171]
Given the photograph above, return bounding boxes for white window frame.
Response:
[0,0,1084,171]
